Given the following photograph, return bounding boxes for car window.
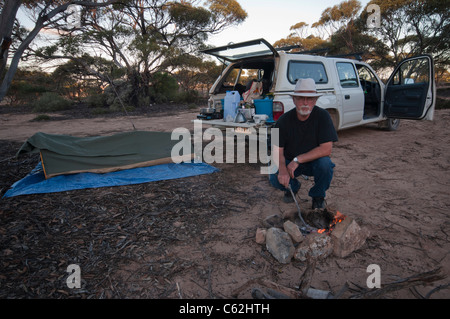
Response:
[336,62,359,88]
[287,61,328,84]
[391,58,429,85]
[223,67,263,87]
[357,65,377,83]
[223,68,240,87]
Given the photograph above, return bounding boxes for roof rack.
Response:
[283,47,365,61]
[329,52,364,61]
[275,44,301,52]
[291,48,330,55]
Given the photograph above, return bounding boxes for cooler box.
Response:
[254,98,273,121]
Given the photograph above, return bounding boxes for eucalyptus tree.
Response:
[28,0,247,105]
[362,0,449,77]
[0,0,122,102]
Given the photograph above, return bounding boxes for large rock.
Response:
[331,217,368,258]
[294,232,333,262]
[265,227,295,264]
[283,220,304,243]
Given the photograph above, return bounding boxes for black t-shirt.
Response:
[274,106,338,161]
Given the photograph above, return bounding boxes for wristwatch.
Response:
[293,157,298,163]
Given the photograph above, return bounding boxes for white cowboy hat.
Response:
[290,78,322,97]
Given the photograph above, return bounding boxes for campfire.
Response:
[257,208,369,265]
[248,207,446,300]
[300,208,346,235]
[316,211,346,234]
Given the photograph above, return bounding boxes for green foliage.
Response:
[149,72,179,103]
[436,97,450,110]
[6,69,54,106]
[32,92,72,113]
[86,93,108,108]
[175,89,199,104]
[169,3,212,29]
[274,0,448,80]
[436,87,450,109]
[3,0,250,106]
[31,114,52,122]
[207,0,247,24]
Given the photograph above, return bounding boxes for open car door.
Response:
[384,55,435,121]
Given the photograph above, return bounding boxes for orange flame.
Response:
[317,211,346,234]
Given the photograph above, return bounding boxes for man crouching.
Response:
[269,78,338,209]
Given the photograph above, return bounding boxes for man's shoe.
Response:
[312,197,325,210]
[283,191,294,203]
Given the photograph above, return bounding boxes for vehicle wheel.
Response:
[379,118,400,131]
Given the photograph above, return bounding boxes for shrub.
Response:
[31,114,52,121]
[436,97,450,109]
[175,89,199,103]
[86,93,107,108]
[32,92,72,112]
[149,72,179,103]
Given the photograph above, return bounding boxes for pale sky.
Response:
[16,0,372,57]
[207,0,371,47]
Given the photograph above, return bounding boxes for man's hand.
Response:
[286,161,299,179]
[277,170,290,188]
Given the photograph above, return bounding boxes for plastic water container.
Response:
[254,98,273,121]
[223,91,241,122]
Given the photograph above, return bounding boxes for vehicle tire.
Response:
[378,118,400,131]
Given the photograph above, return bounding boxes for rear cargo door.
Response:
[201,38,279,62]
[384,55,435,120]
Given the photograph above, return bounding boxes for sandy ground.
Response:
[0,111,200,142]
[1,108,449,300]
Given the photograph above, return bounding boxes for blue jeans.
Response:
[269,157,335,198]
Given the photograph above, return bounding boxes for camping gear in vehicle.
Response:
[234,109,247,123]
[224,91,241,122]
[197,107,222,120]
[241,107,255,120]
[243,80,263,103]
[254,98,274,121]
[253,114,268,124]
[201,107,215,114]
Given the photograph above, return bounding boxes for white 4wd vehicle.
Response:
[198,38,435,132]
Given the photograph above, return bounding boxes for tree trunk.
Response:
[0,14,46,103]
[0,0,22,77]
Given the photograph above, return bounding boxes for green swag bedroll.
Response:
[17,131,193,179]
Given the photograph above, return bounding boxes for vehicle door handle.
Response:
[345,95,350,100]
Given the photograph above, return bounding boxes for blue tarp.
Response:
[3,162,219,198]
